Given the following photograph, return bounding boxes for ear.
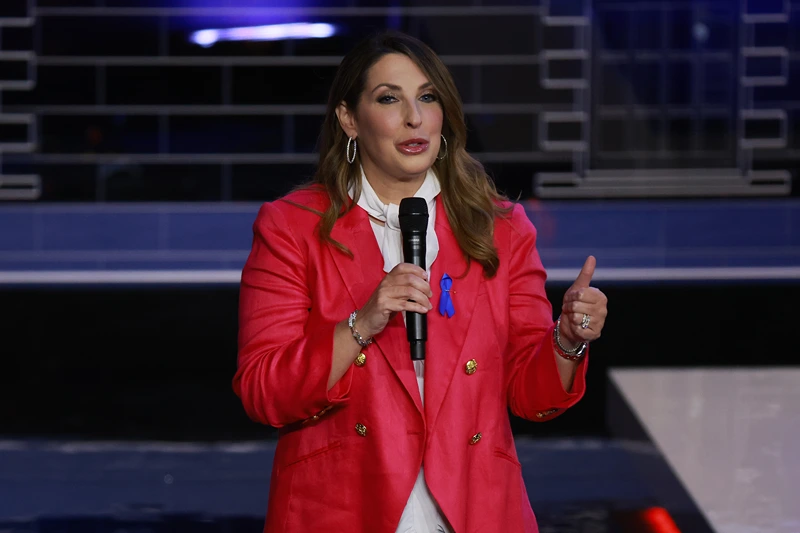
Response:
[335,102,358,140]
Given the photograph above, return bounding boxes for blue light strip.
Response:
[190,22,336,47]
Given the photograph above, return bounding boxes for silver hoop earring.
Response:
[437,134,448,161]
[346,136,357,164]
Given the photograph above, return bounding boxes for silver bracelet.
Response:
[554,315,587,359]
[348,309,373,348]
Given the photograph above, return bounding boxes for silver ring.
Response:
[580,313,591,329]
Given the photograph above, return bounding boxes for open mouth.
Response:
[397,139,430,154]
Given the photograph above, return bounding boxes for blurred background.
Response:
[1,0,798,532]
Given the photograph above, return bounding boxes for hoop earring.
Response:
[437,134,448,161]
[346,137,357,164]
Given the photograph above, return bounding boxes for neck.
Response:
[362,163,427,205]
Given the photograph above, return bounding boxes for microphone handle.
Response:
[404,231,427,361]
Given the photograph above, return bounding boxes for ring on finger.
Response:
[580,313,591,329]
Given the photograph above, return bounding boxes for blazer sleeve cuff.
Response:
[326,362,354,404]
[304,321,353,415]
[547,341,589,409]
[510,323,589,420]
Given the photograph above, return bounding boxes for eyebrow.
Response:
[371,81,434,93]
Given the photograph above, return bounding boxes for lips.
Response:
[397,138,430,155]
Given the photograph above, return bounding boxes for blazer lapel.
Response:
[425,200,485,431]
[329,206,424,417]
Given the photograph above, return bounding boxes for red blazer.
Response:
[234,187,588,533]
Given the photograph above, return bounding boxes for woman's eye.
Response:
[420,93,437,102]
[378,94,397,104]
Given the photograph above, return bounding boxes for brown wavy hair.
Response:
[303,30,510,277]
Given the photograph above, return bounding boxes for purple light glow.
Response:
[190,22,336,47]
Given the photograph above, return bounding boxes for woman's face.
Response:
[339,53,444,185]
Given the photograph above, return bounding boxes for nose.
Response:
[405,100,422,129]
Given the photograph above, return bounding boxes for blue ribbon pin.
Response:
[439,273,455,318]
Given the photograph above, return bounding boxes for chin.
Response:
[397,157,437,178]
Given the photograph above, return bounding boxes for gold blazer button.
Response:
[355,353,367,367]
[355,423,367,437]
[469,432,482,445]
[465,359,477,375]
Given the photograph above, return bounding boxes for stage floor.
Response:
[610,367,800,533]
[4,368,795,532]
[0,437,702,532]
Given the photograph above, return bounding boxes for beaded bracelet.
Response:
[348,309,373,348]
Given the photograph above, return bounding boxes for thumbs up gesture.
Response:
[559,256,608,347]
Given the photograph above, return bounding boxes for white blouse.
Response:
[352,168,451,533]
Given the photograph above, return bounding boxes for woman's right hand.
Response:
[355,263,433,339]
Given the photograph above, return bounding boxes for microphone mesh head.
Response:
[399,197,428,216]
[398,197,428,232]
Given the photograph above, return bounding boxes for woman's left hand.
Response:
[560,256,608,346]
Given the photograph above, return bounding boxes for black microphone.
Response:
[398,197,428,361]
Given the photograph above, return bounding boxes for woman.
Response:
[234,30,608,533]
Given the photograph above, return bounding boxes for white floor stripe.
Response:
[0,270,242,284]
[548,266,800,282]
[1,266,800,284]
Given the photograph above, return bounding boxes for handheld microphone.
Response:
[398,197,428,361]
